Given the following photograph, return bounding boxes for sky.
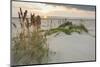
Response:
[12,1,95,19]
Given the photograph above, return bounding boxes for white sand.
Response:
[47,33,95,63]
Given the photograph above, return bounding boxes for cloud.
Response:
[12,1,95,19]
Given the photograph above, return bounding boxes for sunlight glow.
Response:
[44,16,48,19]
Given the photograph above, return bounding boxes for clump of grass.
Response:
[43,21,88,36]
[12,31,49,65]
[12,8,49,65]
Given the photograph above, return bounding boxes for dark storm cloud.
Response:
[66,5,95,11]
[43,2,95,12]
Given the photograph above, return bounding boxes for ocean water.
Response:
[12,17,95,63]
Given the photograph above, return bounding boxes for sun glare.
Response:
[44,16,48,19]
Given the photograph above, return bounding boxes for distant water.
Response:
[12,17,95,63]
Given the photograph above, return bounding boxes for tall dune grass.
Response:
[12,8,49,65]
